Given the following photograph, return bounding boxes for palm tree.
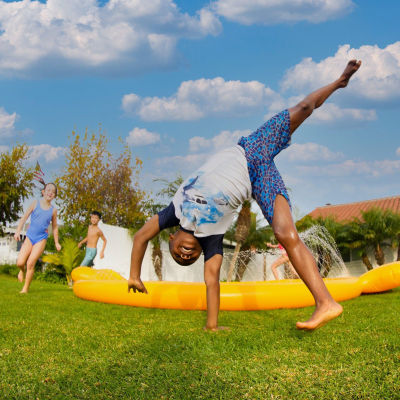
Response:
[150,229,170,281]
[296,215,346,276]
[42,238,84,286]
[227,200,251,282]
[385,210,400,262]
[339,220,374,270]
[360,208,395,266]
[226,204,273,281]
[147,174,184,280]
[235,213,273,281]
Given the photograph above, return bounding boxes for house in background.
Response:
[0,225,27,264]
[307,195,400,275]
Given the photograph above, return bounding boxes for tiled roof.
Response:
[307,195,400,222]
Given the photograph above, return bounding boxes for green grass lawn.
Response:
[0,275,399,400]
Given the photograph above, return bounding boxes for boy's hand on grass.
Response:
[128,278,148,294]
[55,243,62,251]
[203,326,230,332]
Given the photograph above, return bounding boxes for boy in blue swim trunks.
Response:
[128,60,362,331]
[78,211,107,267]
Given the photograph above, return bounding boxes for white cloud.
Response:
[281,42,400,103]
[266,96,376,124]
[124,74,376,126]
[212,0,354,25]
[0,145,8,153]
[309,103,377,123]
[281,142,343,162]
[296,159,400,177]
[0,107,18,138]
[126,127,160,146]
[122,77,278,121]
[0,0,221,77]
[156,153,209,170]
[189,129,250,152]
[396,147,400,156]
[28,144,65,162]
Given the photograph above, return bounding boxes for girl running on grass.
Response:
[14,181,61,293]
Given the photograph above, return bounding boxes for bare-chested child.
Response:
[128,60,361,331]
[78,211,107,266]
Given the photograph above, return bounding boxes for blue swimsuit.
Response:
[26,200,54,245]
[238,109,291,225]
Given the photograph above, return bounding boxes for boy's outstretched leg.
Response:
[272,195,342,330]
[289,60,361,134]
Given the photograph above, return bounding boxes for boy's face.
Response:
[169,230,202,266]
[90,214,100,225]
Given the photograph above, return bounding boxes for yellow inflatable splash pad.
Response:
[71,262,400,311]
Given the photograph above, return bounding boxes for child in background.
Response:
[14,183,61,293]
[78,211,107,266]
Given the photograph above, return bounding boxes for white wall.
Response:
[91,222,284,281]
[0,235,18,264]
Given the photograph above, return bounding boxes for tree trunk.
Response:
[152,246,163,281]
[374,243,385,266]
[397,235,400,261]
[235,250,251,281]
[321,253,332,278]
[227,243,242,282]
[263,253,267,281]
[361,252,373,271]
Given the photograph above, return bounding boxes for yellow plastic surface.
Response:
[72,262,400,311]
[358,262,400,293]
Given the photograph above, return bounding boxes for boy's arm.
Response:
[128,215,161,294]
[98,230,107,258]
[78,236,88,248]
[204,254,226,331]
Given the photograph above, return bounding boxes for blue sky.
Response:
[1,0,399,220]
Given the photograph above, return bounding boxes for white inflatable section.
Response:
[92,222,282,282]
[92,222,207,281]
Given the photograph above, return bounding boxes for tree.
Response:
[148,174,184,280]
[234,212,273,281]
[339,221,374,270]
[226,203,274,282]
[153,174,184,200]
[0,144,35,235]
[55,128,148,230]
[226,200,251,282]
[360,208,394,266]
[42,238,84,286]
[385,210,400,261]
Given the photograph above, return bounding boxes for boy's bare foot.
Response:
[19,289,28,294]
[338,59,361,88]
[296,302,343,331]
[18,270,24,282]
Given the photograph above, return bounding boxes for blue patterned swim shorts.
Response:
[238,109,291,225]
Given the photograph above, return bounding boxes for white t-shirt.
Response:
[172,145,252,237]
